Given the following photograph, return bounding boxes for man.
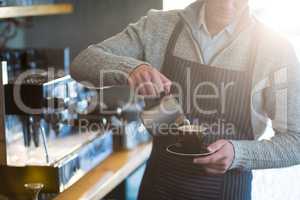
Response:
[71,0,300,199]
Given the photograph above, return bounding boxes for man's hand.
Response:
[128,64,172,96]
[193,140,235,175]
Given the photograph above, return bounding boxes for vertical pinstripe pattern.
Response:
[138,20,258,200]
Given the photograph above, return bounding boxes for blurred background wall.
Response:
[15,0,162,58]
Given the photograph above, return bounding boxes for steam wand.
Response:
[39,125,49,164]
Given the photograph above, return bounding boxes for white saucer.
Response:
[166,143,218,158]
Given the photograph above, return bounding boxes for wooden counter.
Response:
[0,4,73,19]
[54,142,152,200]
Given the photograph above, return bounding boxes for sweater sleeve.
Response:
[230,42,300,170]
[70,14,150,87]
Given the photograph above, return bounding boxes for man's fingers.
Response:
[150,70,171,95]
[143,83,157,96]
[159,73,172,93]
[193,150,225,165]
[193,155,215,165]
[194,140,234,173]
[140,72,157,96]
[149,71,164,94]
[134,75,147,95]
[207,140,227,152]
[163,81,172,94]
[128,65,172,96]
[204,168,226,175]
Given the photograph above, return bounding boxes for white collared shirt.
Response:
[197,2,237,64]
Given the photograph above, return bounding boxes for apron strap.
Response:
[164,19,184,59]
[248,22,263,74]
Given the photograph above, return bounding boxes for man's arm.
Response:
[230,43,300,170]
[71,15,150,87]
[193,42,300,174]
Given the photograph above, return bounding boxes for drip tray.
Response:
[0,132,113,197]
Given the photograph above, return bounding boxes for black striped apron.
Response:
[138,19,259,200]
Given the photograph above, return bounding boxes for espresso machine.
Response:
[0,48,115,200]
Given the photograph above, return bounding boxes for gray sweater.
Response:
[71,0,300,170]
